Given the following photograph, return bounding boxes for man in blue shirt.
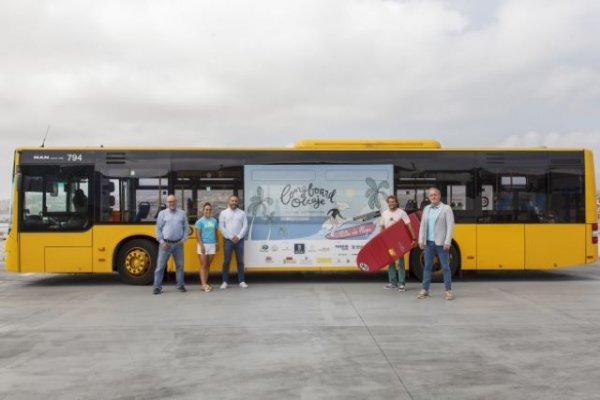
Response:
[154,194,189,294]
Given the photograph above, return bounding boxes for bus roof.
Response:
[293,139,441,149]
[14,140,593,153]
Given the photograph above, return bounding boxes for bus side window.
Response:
[404,199,417,212]
[154,203,166,219]
[134,202,151,222]
[72,189,88,213]
[23,208,44,226]
[100,179,116,221]
[107,196,119,221]
[497,192,513,210]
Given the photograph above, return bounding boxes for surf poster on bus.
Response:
[243,164,393,268]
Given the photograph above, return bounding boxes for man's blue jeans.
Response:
[422,241,452,291]
[387,257,406,286]
[154,242,185,289]
[222,239,245,283]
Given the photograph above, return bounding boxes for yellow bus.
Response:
[5,139,598,284]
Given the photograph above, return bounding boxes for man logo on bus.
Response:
[358,262,369,272]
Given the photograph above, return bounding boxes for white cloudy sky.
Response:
[1,0,600,199]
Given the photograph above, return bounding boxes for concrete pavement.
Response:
[1,264,600,400]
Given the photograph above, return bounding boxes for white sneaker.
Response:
[220,282,228,289]
[239,282,248,288]
[398,284,406,292]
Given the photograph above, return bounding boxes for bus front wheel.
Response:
[410,243,460,283]
[117,239,157,285]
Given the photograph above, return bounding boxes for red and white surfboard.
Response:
[356,211,421,273]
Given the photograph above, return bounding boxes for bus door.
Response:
[477,179,525,269]
[173,167,243,272]
[174,169,243,218]
[19,166,93,273]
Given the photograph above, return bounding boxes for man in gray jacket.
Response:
[417,187,455,300]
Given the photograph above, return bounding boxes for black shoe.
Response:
[153,288,161,295]
[177,286,187,293]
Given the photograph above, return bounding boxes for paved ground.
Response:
[1,263,600,400]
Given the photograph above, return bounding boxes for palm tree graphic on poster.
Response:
[247,185,273,240]
[265,211,276,240]
[365,177,389,210]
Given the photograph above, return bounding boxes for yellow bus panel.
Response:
[525,225,585,268]
[477,225,524,269]
[586,226,598,264]
[4,231,19,272]
[45,247,93,273]
[454,224,477,269]
[18,234,45,273]
[19,231,92,273]
[584,150,597,223]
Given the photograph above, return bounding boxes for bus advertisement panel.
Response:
[244,164,393,268]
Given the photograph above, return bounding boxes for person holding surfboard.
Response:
[417,187,455,300]
[380,195,417,291]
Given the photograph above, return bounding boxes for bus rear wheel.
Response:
[410,243,460,283]
[117,239,157,285]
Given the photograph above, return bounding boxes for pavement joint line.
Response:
[341,284,415,400]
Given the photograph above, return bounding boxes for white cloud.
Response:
[1,0,600,197]
[501,131,600,149]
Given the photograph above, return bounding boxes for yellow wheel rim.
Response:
[124,247,151,277]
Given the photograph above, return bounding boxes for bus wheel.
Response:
[117,239,157,285]
[410,243,460,283]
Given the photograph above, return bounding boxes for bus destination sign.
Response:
[21,151,95,164]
